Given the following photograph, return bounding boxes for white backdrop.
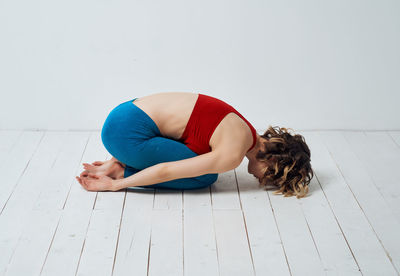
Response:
[0,0,399,132]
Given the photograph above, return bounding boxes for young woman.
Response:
[76,92,313,198]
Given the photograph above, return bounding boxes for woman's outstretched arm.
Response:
[111,163,167,191]
[111,150,241,191]
[78,150,241,192]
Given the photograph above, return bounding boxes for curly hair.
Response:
[256,126,314,198]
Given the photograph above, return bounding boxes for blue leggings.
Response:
[100,98,218,190]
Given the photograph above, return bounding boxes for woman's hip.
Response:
[101,98,160,142]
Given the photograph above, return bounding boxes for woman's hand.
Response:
[80,159,125,180]
[80,159,116,177]
[76,173,117,192]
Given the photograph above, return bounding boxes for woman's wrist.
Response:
[110,178,123,192]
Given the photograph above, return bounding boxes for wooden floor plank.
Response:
[0,129,399,276]
[366,132,400,202]
[211,170,241,209]
[33,132,90,210]
[213,209,255,276]
[0,131,64,276]
[40,131,107,276]
[75,151,126,276]
[183,208,219,276]
[183,187,219,276]
[75,190,125,276]
[321,131,400,273]
[6,209,61,276]
[183,186,212,210]
[0,130,43,213]
[112,189,154,276]
[235,160,291,276]
[148,209,183,276]
[269,187,325,276]
[305,131,398,276]
[153,189,182,210]
[297,177,361,275]
[4,132,89,276]
[344,131,400,222]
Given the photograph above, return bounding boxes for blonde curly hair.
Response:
[257,126,314,198]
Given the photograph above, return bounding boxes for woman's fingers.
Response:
[83,177,92,189]
[76,174,94,190]
[81,177,87,188]
[92,161,104,166]
[76,176,87,189]
[77,173,113,192]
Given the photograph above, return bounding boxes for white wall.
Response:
[1,0,399,131]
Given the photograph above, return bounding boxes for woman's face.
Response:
[247,158,268,179]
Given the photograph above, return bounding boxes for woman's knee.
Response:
[101,127,143,169]
[101,117,123,155]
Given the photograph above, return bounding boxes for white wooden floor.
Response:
[0,130,400,276]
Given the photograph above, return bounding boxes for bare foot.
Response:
[108,162,125,180]
[80,159,125,180]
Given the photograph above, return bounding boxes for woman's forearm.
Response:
[111,163,167,191]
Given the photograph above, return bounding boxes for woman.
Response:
[76,92,313,198]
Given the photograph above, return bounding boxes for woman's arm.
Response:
[78,162,166,192]
[79,150,241,192]
[111,163,166,191]
[111,150,242,191]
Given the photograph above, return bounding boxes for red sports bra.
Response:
[178,93,257,155]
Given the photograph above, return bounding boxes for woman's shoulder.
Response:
[209,112,255,158]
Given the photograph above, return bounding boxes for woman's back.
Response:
[132,91,256,155]
[132,92,198,141]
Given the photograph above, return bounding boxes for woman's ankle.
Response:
[110,157,126,168]
[110,162,125,179]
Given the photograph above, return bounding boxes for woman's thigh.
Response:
[101,99,218,190]
[124,136,218,190]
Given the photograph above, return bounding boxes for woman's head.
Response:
[249,126,314,198]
